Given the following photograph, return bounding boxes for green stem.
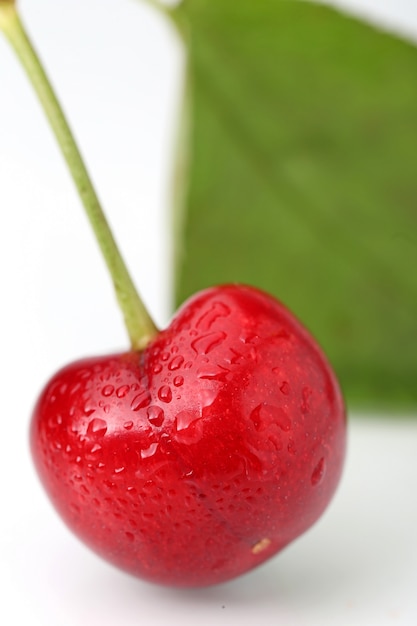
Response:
[0,1,159,350]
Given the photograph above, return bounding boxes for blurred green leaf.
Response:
[170,0,417,409]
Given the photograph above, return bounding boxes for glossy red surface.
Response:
[30,285,346,587]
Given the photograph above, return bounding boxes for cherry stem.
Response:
[0,1,159,351]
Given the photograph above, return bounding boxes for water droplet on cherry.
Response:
[280,381,290,395]
[302,386,313,413]
[287,439,296,455]
[250,404,291,432]
[48,413,63,428]
[158,385,172,403]
[116,385,130,398]
[191,331,227,355]
[131,391,151,412]
[147,406,165,427]
[311,457,326,486]
[168,355,184,371]
[140,442,159,459]
[87,418,107,437]
[196,301,231,331]
[175,410,199,432]
[102,385,114,397]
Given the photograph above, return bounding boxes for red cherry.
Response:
[30,284,346,587]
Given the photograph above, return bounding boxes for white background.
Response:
[0,1,416,624]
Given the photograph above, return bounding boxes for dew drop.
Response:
[90,443,102,453]
[197,365,229,381]
[70,383,82,396]
[228,348,243,365]
[123,420,134,430]
[102,384,114,397]
[287,439,296,455]
[114,466,125,474]
[280,381,290,395]
[250,406,262,431]
[147,406,165,426]
[84,405,96,417]
[276,409,292,432]
[116,385,130,398]
[158,385,172,404]
[131,391,151,412]
[191,331,227,355]
[241,333,258,345]
[200,387,218,409]
[196,302,231,331]
[250,404,292,432]
[173,375,184,387]
[153,363,163,374]
[48,413,63,428]
[302,386,313,414]
[87,418,108,437]
[168,355,184,371]
[140,442,159,459]
[161,351,170,362]
[175,410,200,432]
[184,361,193,370]
[311,457,326,486]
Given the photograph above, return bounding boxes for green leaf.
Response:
[170,0,417,410]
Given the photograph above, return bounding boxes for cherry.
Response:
[31,284,346,587]
[1,3,346,588]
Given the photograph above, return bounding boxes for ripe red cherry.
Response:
[31,284,346,587]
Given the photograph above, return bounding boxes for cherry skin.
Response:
[31,284,346,587]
